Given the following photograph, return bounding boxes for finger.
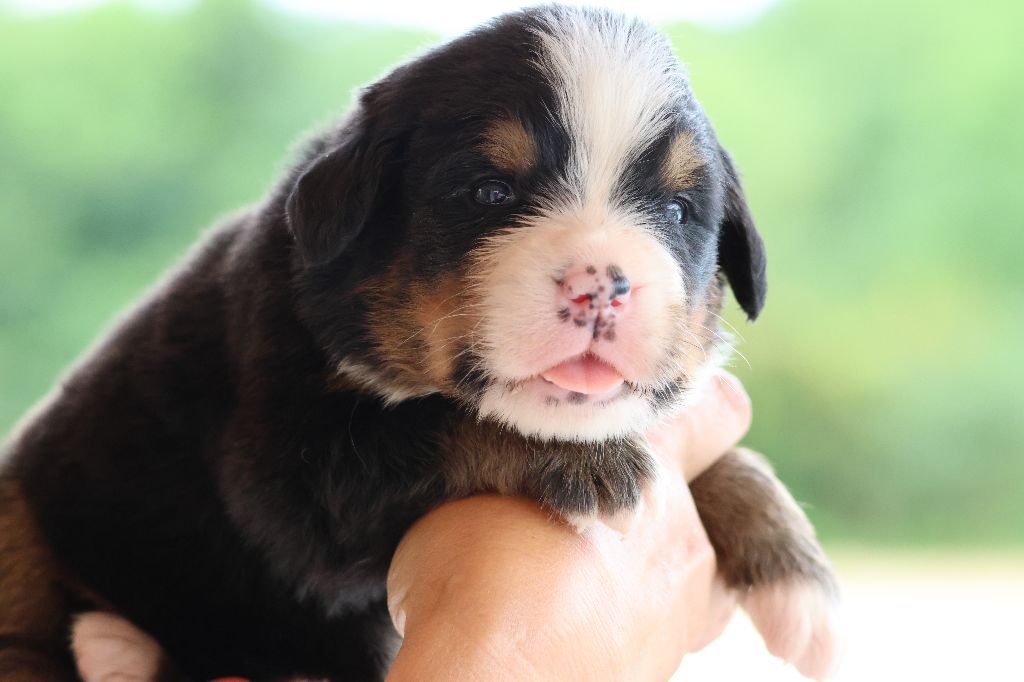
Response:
[681,370,752,481]
[643,371,752,483]
[687,574,738,653]
[668,496,728,658]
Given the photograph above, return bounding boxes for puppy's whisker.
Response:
[708,310,746,343]
[453,359,490,394]
[427,310,479,335]
[697,323,751,370]
[678,328,709,364]
[446,341,483,366]
[423,331,481,362]
[395,327,425,349]
[394,308,479,350]
[427,287,475,313]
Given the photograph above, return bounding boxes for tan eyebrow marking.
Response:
[661,131,705,189]
[478,117,538,175]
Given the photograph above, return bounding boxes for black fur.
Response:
[0,7,787,681]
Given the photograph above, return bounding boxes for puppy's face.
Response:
[287,7,765,443]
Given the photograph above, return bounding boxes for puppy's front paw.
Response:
[741,580,842,680]
[535,439,654,522]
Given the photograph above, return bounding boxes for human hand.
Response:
[71,371,751,682]
[386,370,752,680]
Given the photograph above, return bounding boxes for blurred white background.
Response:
[678,552,1024,681]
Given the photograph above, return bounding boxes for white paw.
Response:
[741,581,843,680]
[71,611,164,682]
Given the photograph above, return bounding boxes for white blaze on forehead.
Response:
[465,11,703,443]
[530,8,684,215]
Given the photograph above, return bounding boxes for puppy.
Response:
[0,6,839,681]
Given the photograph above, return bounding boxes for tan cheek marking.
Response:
[410,274,477,385]
[661,131,705,189]
[478,117,538,176]
[360,271,433,387]
[364,266,477,388]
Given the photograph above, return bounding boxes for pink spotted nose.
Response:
[557,264,631,341]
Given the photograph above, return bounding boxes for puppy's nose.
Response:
[559,264,630,339]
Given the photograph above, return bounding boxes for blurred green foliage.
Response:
[1,0,1021,545]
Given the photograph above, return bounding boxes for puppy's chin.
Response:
[475,380,657,442]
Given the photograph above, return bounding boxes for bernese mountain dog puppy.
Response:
[0,6,839,681]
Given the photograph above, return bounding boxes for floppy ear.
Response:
[717,145,767,320]
[285,110,394,267]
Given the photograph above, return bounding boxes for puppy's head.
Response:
[286,6,765,442]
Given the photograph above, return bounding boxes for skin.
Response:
[386,371,752,681]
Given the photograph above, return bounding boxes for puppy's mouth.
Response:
[517,353,628,405]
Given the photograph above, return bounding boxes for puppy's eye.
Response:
[474,180,516,206]
[665,199,690,225]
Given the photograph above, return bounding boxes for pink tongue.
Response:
[541,355,625,395]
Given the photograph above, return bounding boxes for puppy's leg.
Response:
[690,448,841,680]
[0,478,78,681]
[533,437,655,524]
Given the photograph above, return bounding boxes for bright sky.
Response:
[9,0,780,33]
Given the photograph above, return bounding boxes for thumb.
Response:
[646,370,752,482]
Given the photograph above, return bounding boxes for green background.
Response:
[2,0,1021,546]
